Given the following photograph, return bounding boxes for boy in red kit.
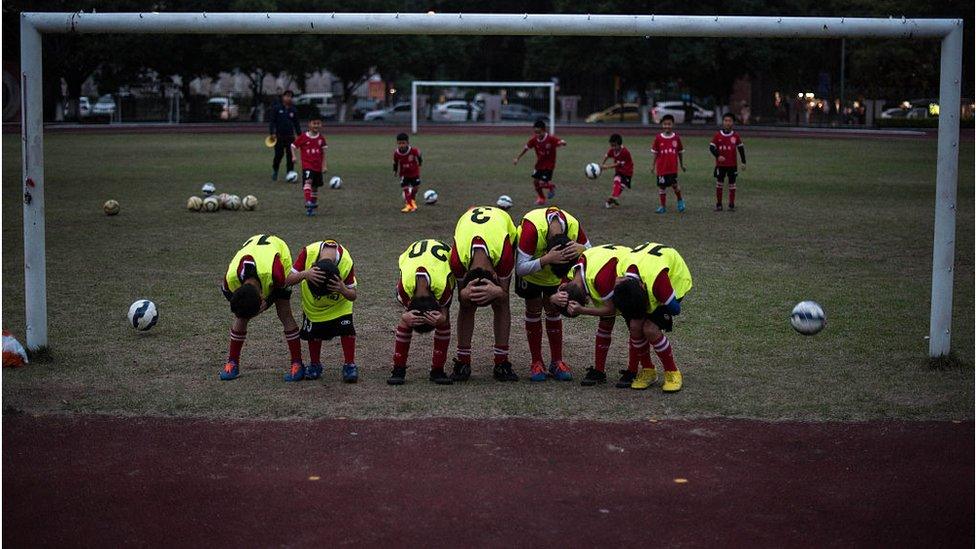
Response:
[513,120,566,206]
[394,132,423,213]
[291,116,328,217]
[710,113,747,211]
[651,114,686,214]
[600,133,634,208]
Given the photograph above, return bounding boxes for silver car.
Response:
[363,102,413,122]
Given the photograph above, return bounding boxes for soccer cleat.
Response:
[549,360,573,381]
[219,360,240,381]
[534,197,546,206]
[387,366,406,385]
[272,169,279,182]
[306,362,323,380]
[450,359,471,382]
[342,363,359,383]
[429,369,454,385]
[715,204,723,212]
[630,367,658,390]
[655,206,666,214]
[615,370,636,388]
[492,361,519,382]
[580,367,606,387]
[284,361,306,382]
[409,199,418,212]
[676,199,686,212]
[401,203,413,213]
[529,360,547,382]
[547,184,557,199]
[728,204,736,211]
[605,197,620,209]
[662,370,683,392]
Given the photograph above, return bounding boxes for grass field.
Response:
[2,130,973,420]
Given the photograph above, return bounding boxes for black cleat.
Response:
[728,203,736,211]
[450,359,471,382]
[387,366,406,385]
[615,370,636,389]
[429,369,454,385]
[715,203,723,211]
[580,367,607,387]
[492,361,519,382]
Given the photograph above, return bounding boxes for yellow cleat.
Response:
[630,367,658,390]
[401,203,413,213]
[662,370,683,392]
[409,200,418,212]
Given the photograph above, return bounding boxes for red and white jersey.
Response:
[625,264,676,306]
[449,236,516,279]
[604,146,634,177]
[516,210,589,257]
[525,133,563,171]
[651,132,683,176]
[574,255,619,302]
[394,146,422,178]
[292,132,327,172]
[710,130,742,167]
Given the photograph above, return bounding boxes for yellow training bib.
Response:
[619,242,692,312]
[398,239,455,302]
[225,234,292,298]
[300,240,356,322]
[517,207,582,287]
[567,244,631,306]
[453,206,516,270]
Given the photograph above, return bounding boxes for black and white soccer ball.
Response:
[496,195,513,210]
[424,189,438,205]
[286,171,299,183]
[128,299,159,331]
[790,301,825,335]
[329,176,342,189]
[585,163,602,179]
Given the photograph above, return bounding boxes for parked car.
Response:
[207,97,240,121]
[880,107,909,119]
[500,103,548,122]
[432,100,482,122]
[295,93,338,120]
[363,102,413,122]
[351,98,382,120]
[79,97,91,117]
[585,103,641,123]
[652,101,714,124]
[91,94,117,116]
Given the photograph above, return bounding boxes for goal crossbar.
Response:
[18,13,964,357]
[410,80,556,134]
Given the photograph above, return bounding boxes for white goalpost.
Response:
[18,13,963,357]
[410,80,557,134]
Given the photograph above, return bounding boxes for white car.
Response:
[79,97,92,117]
[295,93,338,120]
[207,97,240,121]
[91,94,116,116]
[880,107,908,119]
[363,102,413,122]
[432,100,482,122]
[652,101,714,124]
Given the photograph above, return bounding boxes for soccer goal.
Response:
[410,80,556,134]
[17,13,964,357]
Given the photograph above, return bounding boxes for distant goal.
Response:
[410,80,557,134]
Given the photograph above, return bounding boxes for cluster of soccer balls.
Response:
[189,182,258,212]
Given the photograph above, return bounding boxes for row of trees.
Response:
[3,0,972,121]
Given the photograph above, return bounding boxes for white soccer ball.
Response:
[203,196,220,212]
[217,193,230,208]
[790,301,826,335]
[496,195,513,210]
[201,182,216,196]
[127,299,159,331]
[423,189,438,205]
[286,171,299,183]
[329,176,342,189]
[225,194,241,210]
[242,195,258,210]
[187,196,203,211]
[103,200,120,216]
[585,163,602,179]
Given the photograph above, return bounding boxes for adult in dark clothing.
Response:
[269,90,301,181]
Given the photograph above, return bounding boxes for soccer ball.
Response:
[103,200,120,216]
[187,196,203,211]
[225,195,242,210]
[790,301,826,335]
[217,192,230,207]
[496,195,513,210]
[286,171,299,183]
[203,196,220,212]
[585,163,602,179]
[329,176,342,189]
[201,182,216,196]
[424,189,438,205]
[242,195,258,210]
[127,299,159,331]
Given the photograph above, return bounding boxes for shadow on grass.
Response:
[925,352,970,370]
[26,345,54,364]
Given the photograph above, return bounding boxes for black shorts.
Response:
[300,313,355,341]
[400,177,421,188]
[714,166,738,183]
[303,170,324,188]
[532,169,554,182]
[264,287,293,308]
[615,174,632,189]
[656,174,679,188]
[514,277,560,300]
[647,307,674,332]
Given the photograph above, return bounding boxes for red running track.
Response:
[3,415,972,548]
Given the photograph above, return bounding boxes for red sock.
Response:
[639,343,654,369]
[456,346,471,365]
[525,312,543,362]
[612,178,623,198]
[658,190,667,207]
[729,184,736,206]
[304,184,312,202]
[533,180,546,200]
[394,325,411,367]
[284,328,302,363]
[311,190,318,205]
[674,188,683,200]
[594,319,613,372]
[716,183,723,205]
[432,326,451,370]
[409,186,419,201]
[628,337,646,374]
[493,344,510,365]
[402,187,411,203]
[545,315,563,362]
[228,329,246,362]
[651,335,678,371]
[308,339,322,364]
[340,335,356,364]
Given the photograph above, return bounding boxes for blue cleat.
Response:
[306,362,323,380]
[219,360,240,381]
[284,361,306,382]
[342,362,359,383]
[676,199,686,212]
[655,206,667,214]
[549,360,573,381]
[529,361,547,382]
[547,184,556,199]
[272,169,279,182]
